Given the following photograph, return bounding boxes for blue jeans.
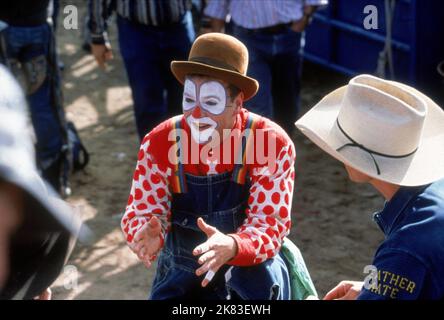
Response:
[3,23,64,171]
[233,25,302,134]
[150,116,290,300]
[151,171,291,300]
[117,13,195,139]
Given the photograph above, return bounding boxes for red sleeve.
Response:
[228,121,296,266]
[121,124,174,248]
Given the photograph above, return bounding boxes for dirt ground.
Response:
[51,2,384,299]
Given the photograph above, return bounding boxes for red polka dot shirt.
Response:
[122,109,296,266]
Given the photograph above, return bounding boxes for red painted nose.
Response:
[192,105,202,118]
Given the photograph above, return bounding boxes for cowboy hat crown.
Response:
[337,75,426,157]
[296,74,444,186]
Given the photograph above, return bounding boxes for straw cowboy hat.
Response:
[295,74,444,186]
[171,33,259,101]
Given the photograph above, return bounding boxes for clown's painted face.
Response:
[183,75,241,144]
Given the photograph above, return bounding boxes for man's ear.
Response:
[232,93,243,116]
[235,92,244,109]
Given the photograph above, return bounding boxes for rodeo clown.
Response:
[121,33,303,300]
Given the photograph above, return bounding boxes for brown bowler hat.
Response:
[171,33,259,101]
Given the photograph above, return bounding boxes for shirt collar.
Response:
[373,184,429,235]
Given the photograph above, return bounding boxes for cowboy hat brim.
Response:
[0,164,85,237]
[295,82,444,186]
[171,60,259,101]
[0,164,91,299]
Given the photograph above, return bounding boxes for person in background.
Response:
[296,74,444,300]
[0,0,69,194]
[204,0,328,135]
[88,0,195,140]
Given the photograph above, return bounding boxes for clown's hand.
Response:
[193,218,238,287]
[130,216,163,269]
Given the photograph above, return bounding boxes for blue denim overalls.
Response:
[150,116,290,300]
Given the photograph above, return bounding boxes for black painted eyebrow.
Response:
[202,95,222,100]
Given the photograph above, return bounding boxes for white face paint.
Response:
[182,79,227,115]
[183,78,229,144]
[199,81,227,115]
[186,114,217,144]
[183,79,197,112]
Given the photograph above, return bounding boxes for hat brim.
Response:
[295,83,444,186]
[0,164,85,237]
[0,165,90,299]
[171,61,259,101]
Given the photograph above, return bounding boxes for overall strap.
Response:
[232,114,256,185]
[171,117,188,194]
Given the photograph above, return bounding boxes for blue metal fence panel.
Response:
[303,0,444,99]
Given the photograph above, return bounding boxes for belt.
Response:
[239,23,292,35]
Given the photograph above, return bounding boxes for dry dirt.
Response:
[51,2,384,300]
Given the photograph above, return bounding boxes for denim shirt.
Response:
[358,178,444,300]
